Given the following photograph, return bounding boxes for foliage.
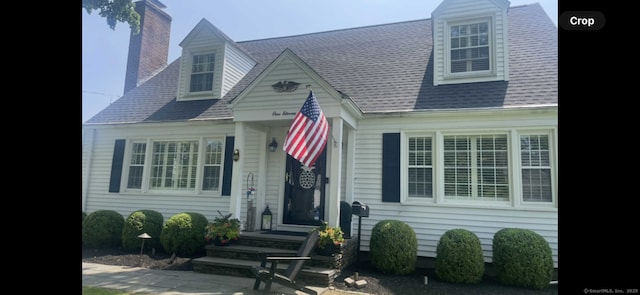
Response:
[82,0,141,34]
[82,211,87,223]
[492,228,554,289]
[370,220,417,275]
[204,211,241,244]
[121,210,164,252]
[82,210,125,249]
[314,221,345,249]
[160,212,208,257]
[435,228,485,284]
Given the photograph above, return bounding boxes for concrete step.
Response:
[192,256,338,287]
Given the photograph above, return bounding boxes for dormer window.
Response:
[190,53,215,92]
[450,21,490,73]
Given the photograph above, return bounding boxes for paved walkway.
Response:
[82,262,330,295]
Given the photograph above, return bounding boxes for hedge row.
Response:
[82,210,209,257]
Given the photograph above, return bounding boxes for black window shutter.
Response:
[108,139,126,193]
[221,136,235,196]
[382,133,400,202]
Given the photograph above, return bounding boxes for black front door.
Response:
[283,149,326,226]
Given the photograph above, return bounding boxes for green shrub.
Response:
[82,210,125,249]
[160,212,208,257]
[492,228,554,289]
[370,220,417,275]
[339,201,352,238]
[122,210,164,252]
[435,228,485,284]
[82,211,87,223]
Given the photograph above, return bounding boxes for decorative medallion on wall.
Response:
[272,81,301,92]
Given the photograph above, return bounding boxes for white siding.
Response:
[82,122,236,223]
[238,128,262,226]
[351,109,558,267]
[222,43,256,97]
[232,57,340,120]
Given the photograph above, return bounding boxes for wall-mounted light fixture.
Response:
[269,137,278,152]
[233,149,240,161]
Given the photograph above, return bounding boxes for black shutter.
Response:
[382,133,400,202]
[221,136,235,196]
[108,139,126,193]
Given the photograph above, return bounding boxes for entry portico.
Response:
[228,48,362,231]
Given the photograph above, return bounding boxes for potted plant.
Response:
[314,220,345,255]
[204,211,241,246]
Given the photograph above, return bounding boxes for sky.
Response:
[82,0,557,123]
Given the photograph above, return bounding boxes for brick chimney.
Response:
[124,0,172,94]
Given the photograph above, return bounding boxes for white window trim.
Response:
[514,129,557,209]
[183,49,218,100]
[120,136,227,197]
[399,128,557,209]
[439,130,512,206]
[400,131,436,204]
[444,16,496,80]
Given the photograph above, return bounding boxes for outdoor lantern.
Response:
[261,205,272,231]
[233,149,240,161]
[269,137,278,152]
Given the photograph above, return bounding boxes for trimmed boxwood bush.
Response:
[160,212,208,257]
[492,228,554,289]
[435,228,485,284]
[82,210,125,249]
[370,220,417,275]
[122,210,164,252]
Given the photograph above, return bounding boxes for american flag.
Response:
[283,90,329,167]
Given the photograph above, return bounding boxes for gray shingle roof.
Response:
[85,3,556,125]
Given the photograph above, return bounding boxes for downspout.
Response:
[82,128,95,212]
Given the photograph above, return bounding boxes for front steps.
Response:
[192,231,358,287]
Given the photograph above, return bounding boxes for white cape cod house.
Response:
[82,0,558,268]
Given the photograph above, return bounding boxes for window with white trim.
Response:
[449,20,490,74]
[202,139,223,191]
[443,134,509,201]
[117,137,230,195]
[408,136,433,198]
[189,53,215,92]
[150,141,199,191]
[126,142,146,189]
[520,134,552,202]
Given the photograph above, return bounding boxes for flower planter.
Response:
[316,243,343,256]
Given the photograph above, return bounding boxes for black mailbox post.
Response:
[351,201,370,267]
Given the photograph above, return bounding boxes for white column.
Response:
[327,117,343,227]
[230,122,245,221]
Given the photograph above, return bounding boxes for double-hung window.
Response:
[408,136,433,199]
[450,20,490,74]
[189,53,215,92]
[520,134,552,202]
[202,139,223,191]
[126,142,146,189]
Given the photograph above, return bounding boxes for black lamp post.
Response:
[137,233,152,266]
